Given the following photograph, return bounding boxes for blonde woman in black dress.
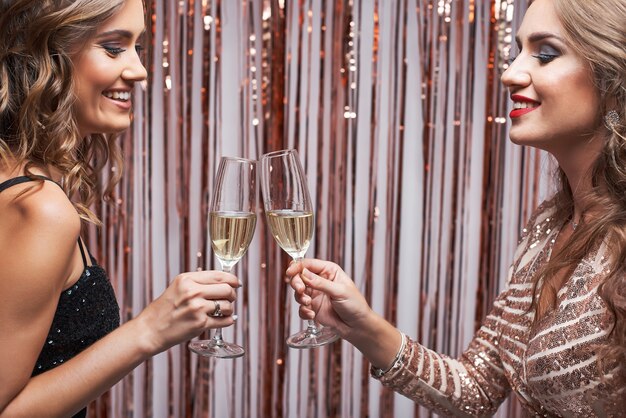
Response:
[0,1,238,416]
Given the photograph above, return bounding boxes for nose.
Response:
[122,49,148,82]
[501,56,531,90]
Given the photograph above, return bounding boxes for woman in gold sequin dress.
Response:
[287,0,626,416]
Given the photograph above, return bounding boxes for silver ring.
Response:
[212,300,223,317]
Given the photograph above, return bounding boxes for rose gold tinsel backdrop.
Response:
[87,0,555,417]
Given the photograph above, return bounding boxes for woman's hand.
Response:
[286,259,375,342]
[287,259,403,370]
[135,270,240,355]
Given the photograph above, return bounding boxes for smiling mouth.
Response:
[103,91,131,102]
[510,99,540,118]
[512,101,539,110]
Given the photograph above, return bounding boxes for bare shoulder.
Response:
[0,178,80,292]
[0,179,81,408]
[0,179,79,229]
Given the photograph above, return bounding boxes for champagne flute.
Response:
[188,156,258,358]
[260,149,339,348]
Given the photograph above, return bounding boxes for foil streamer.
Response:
[87,0,539,417]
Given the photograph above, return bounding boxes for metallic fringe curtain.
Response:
[88,0,554,416]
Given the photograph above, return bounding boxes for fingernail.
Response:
[232,314,238,321]
[238,280,243,287]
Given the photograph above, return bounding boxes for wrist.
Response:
[345,311,403,369]
[126,315,161,358]
[370,332,406,377]
[342,307,381,344]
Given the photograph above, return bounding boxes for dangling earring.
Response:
[604,110,620,131]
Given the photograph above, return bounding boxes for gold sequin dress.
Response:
[373,201,624,417]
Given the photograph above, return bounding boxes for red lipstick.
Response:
[509,94,540,119]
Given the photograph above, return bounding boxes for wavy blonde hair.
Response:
[532,0,626,396]
[0,0,126,223]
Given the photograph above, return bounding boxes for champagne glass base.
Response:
[188,340,245,358]
[286,326,340,349]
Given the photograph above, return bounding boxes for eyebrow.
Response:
[95,29,146,39]
[515,32,566,48]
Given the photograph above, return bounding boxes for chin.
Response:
[508,127,544,147]
[100,117,132,134]
[89,127,130,136]
[508,135,555,154]
[108,124,132,134]
[78,111,133,135]
[508,132,526,146]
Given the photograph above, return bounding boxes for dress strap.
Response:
[0,175,56,193]
[77,237,91,268]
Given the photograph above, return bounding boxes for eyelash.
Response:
[532,53,558,64]
[103,45,125,56]
[103,45,144,57]
[506,53,558,65]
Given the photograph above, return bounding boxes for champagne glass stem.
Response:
[285,255,338,348]
[212,329,225,346]
[305,321,320,334]
[295,256,321,334]
[211,264,232,346]
[188,259,245,358]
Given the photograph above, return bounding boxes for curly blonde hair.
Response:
[533,0,626,396]
[0,0,126,223]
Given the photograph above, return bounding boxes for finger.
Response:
[207,300,234,317]
[293,290,311,306]
[299,305,316,320]
[301,268,343,298]
[289,274,307,294]
[204,314,237,329]
[182,270,240,287]
[291,258,338,275]
[285,259,305,277]
[196,283,238,301]
[176,283,237,307]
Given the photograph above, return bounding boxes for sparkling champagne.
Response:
[266,210,314,259]
[209,211,256,267]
